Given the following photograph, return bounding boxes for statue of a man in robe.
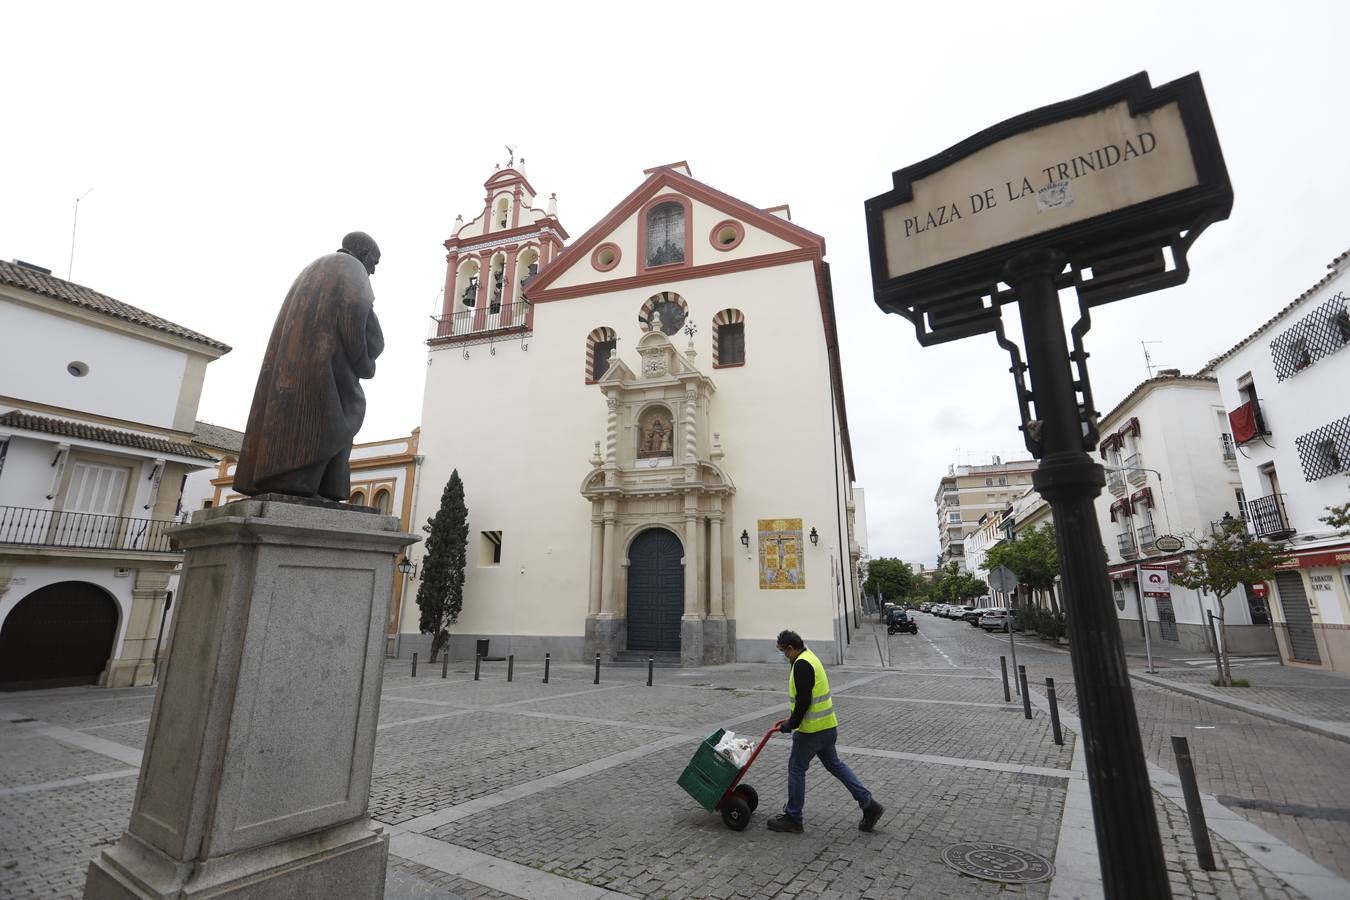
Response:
[233,232,385,502]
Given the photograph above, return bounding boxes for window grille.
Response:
[1270,291,1350,380]
[1295,413,1350,481]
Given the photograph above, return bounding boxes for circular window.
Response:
[709,220,745,252]
[591,243,621,272]
[67,361,90,377]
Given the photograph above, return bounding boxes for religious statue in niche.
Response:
[637,408,674,459]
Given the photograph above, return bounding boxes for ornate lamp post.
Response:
[867,73,1232,898]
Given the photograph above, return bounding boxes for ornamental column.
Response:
[708,512,724,618]
[588,512,603,617]
[683,510,701,617]
[600,512,618,616]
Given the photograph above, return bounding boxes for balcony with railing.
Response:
[429,300,530,346]
[1116,530,1138,558]
[1246,493,1294,540]
[1106,467,1126,495]
[0,506,179,554]
[1220,433,1237,462]
[1136,522,1156,551]
[1123,453,1148,486]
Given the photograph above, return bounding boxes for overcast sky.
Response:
[4,2,1346,564]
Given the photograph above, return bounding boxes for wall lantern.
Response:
[809,527,819,546]
[397,555,418,579]
[739,529,750,547]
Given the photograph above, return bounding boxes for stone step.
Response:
[612,651,682,668]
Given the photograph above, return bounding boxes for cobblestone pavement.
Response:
[920,611,1350,885]
[2,617,1346,899]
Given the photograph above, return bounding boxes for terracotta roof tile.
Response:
[0,260,231,353]
[193,420,244,454]
[0,411,214,461]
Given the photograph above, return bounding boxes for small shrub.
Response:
[1213,678,1251,688]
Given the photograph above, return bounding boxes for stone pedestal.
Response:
[85,497,415,899]
[680,616,705,667]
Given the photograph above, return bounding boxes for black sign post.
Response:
[867,72,1231,899]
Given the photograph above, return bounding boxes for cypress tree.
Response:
[416,469,468,662]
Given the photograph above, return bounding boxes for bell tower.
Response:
[436,156,568,336]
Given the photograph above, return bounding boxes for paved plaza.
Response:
[3,616,1350,899]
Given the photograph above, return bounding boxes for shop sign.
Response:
[1140,565,1171,598]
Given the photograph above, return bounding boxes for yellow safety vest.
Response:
[788,648,838,733]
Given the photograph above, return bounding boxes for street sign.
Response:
[1153,534,1184,553]
[1141,565,1172,598]
[988,565,1018,594]
[865,72,1232,347]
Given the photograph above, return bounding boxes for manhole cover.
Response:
[942,843,1054,884]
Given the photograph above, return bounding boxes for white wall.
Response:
[0,432,164,514]
[0,299,189,429]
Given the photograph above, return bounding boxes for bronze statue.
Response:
[234,233,384,501]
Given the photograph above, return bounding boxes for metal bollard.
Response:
[411,652,418,678]
[647,656,654,687]
[507,654,514,682]
[1046,677,1064,745]
[594,653,601,685]
[999,656,1011,703]
[1018,665,1032,720]
[474,654,481,681]
[441,654,448,679]
[1171,736,1217,870]
[543,652,550,684]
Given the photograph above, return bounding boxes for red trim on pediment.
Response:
[529,248,818,303]
[523,166,825,301]
[445,216,568,252]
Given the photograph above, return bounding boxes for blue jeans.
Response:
[784,727,872,823]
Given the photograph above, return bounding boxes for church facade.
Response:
[400,161,862,665]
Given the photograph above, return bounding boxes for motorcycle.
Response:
[886,609,918,635]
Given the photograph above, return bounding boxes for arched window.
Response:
[373,489,392,515]
[712,308,745,367]
[586,327,618,383]
[517,246,540,292]
[645,201,686,267]
[350,490,366,506]
[639,291,688,336]
[496,197,510,229]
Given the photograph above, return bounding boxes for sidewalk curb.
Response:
[1130,672,1350,746]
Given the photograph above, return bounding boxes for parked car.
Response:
[920,602,933,613]
[949,604,976,620]
[963,607,993,626]
[933,604,949,617]
[979,609,1018,632]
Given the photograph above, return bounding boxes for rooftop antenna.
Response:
[1140,340,1166,378]
[67,187,94,281]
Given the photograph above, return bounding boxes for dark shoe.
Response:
[767,814,803,833]
[859,800,884,832]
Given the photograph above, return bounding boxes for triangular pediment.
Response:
[524,165,825,302]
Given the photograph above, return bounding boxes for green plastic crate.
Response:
[677,728,742,811]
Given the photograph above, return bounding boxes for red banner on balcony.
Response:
[1229,403,1258,445]
[1130,487,1154,512]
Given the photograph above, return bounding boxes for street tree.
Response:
[984,523,1060,613]
[1322,501,1350,533]
[1172,516,1289,686]
[864,557,914,602]
[931,562,987,605]
[416,469,468,662]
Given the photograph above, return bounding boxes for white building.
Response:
[964,509,1007,582]
[0,259,229,688]
[1204,248,1350,672]
[1092,371,1272,654]
[403,160,861,665]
